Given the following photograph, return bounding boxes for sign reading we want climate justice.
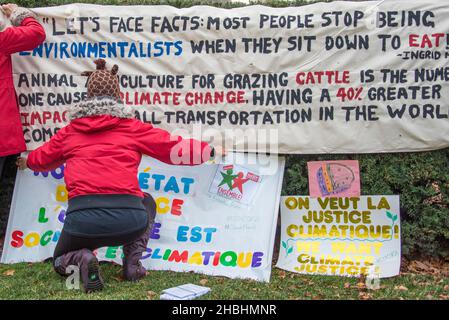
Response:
[277,196,401,278]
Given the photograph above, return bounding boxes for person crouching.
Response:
[17,59,219,293]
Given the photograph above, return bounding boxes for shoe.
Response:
[122,193,155,281]
[54,248,104,293]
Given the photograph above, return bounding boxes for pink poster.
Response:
[307,160,360,197]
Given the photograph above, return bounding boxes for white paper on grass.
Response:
[161,284,211,300]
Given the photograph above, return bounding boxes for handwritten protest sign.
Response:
[12,1,449,154]
[277,196,401,278]
[1,153,285,282]
[308,160,360,197]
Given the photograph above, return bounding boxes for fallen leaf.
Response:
[278,271,286,279]
[406,258,446,276]
[414,260,430,270]
[443,285,449,291]
[147,291,157,300]
[199,279,208,286]
[356,282,366,290]
[394,285,409,291]
[344,282,351,289]
[439,294,449,300]
[359,292,372,300]
[3,269,15,276]
[426,294,433,299]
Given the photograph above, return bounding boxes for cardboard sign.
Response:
[277,196,401,278]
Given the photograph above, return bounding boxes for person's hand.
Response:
[16,157,28,170]
[1,4,18,18]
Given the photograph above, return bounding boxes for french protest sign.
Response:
[13,1,449,154]
[277,196,401,278]
[1,153,285,282]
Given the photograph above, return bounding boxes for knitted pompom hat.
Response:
[82,59,121,101]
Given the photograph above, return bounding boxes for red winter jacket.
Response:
[0,17,46,157]
[27,99,212,199]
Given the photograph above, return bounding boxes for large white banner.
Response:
[13,1,449,154]
[277,196,401,278]
[1,153,285,282]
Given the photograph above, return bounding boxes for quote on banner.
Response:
[1,153,285,282]
[277,196,401,278]
[13,1,449,154]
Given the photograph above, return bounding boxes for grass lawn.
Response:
[0,261,448,300]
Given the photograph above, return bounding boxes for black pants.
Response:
[53,193,157,259]
[53,226,147,258]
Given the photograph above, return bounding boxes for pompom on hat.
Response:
[82,59,121,101]
[0,7,37,31]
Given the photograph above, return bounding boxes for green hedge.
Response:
[1,0,448,258]
[14,0,328,9]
